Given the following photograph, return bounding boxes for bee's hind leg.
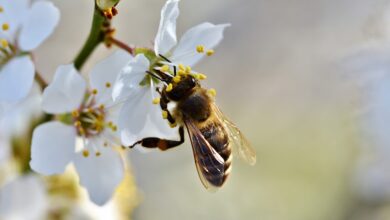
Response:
[130,126,184,151]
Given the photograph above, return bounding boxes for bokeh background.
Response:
[5,0,390,219]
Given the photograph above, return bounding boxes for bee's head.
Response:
[165,74,199,101]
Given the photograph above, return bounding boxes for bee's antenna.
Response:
[159,54,171,63]
[146,71,165,82]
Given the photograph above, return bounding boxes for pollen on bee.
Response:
[166,83,173,92]
[1,39,8,48]
[178,69,186,76]
[196,45,205,53]
[160,65,170,72]
[206,49,214,56]
[173,75,181,83]
[105,82,111,88]
[208,88,217,97]
[2,23,9,31]
[178,64,185,71]
[169,122,177,128]
[152,97,160,104]
[82,149,90,158]
[162,110,168,119]
[185,66,192,74]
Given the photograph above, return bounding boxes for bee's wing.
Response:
[184,117,225,192]
[212,104,257,166]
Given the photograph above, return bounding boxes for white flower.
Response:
[113,0,229,146]
[0,175,48,220]
[0,0,60,103]
[30,50,132,206]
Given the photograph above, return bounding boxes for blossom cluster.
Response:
[0,0,229,207]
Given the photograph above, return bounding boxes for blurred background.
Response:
[4,0,390,219]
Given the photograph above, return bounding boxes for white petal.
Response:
[0,0,30,41]
[171,23,230,67]
[74,147,124,206]
[42,64,86,114]
[90,50,132,105]
[30,122,76,175]
[119,86,179,146]
[112,54,149,102]
[18,1,60,51]
[0,175,48,220]
[154,0,180,56]
[0,56,35,102]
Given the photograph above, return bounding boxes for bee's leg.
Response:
[130,126,184,151]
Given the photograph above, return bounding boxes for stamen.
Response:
[198,73,207,80]
[160,65,170,72]
[178,64,185,71]
[173,75,181,83]
[1,39,8,48]
[82,149,90,157]
[92,89,98,95]
[169,122,177,128]
[206,49,214,56]
[162,110,168,119]
[2,23,9,31]
[95,151,101,157]
[166,83,173,92]
[196,45,205,53]
[185,66,192,74]
[105,82,111,88]
[178,69,186,76]
[72,110,80,117]
[0,7,4,13]
[152,98,160,104]
[208,88,217,97]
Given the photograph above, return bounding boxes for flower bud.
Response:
[96,0,120,11]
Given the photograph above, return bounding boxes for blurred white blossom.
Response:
[0,0,59,104]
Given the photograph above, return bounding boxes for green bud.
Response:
[96,0,120,10]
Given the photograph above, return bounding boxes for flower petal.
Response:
[119,86,179,146]
[0,175,48,220]
[112,54,149,102]
[30,122,76,175]
[154,0,180,56]
[74,147,124,206]
[0,0,30,41]
[18,1,60,51]
[90,50,132,105]
[42,64,86,114]
[171,23,230,67]
[0,56,35,102]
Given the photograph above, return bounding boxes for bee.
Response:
[130,55,256,190]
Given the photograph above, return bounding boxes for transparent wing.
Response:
[212,103,257,166]
[184,117,225,192]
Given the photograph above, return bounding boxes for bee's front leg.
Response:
[130,126,184,151]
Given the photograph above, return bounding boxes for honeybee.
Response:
[131,55,256,190]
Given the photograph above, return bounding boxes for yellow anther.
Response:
[173,75,181,83]
[105,82,111,88]
[112,125,117,132]
[166,83,173,92]
[206,49,214,56]
[162,110,168,119]
[160,65,170,72]
[2,23,9,31]
[108,121,113,127]
[196,45,205,53]
[1,39,8,48]
[185,66,192,74]
[92,89,98,95]
[178,69,186,76]
[72,110,79,117]
[79,128,86,135]
[152,98,160,104]
[74,121,81,127]
[82,150,90,158]
[103,142,109,147]
[87,107,94,113]
[208,88,217,97]
[0,7,4,13]
[99,104,105,110]
[192,74,200,80]
[198,73,207,80]
[178,64,185,71]
[169,122,177,128]
[95,151,101,157]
